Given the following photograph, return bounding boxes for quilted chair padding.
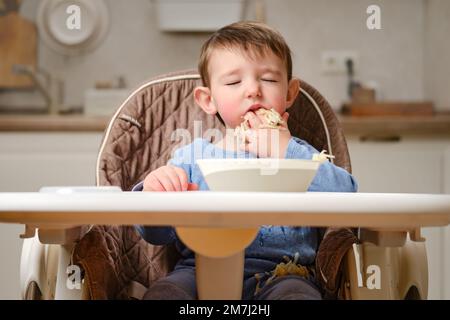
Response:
[73,70,353,299]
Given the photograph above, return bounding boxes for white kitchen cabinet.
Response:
[443,146,450,299]
[0,132,103,192]
[0,132,103,299]
[346,137,445,194]
[347,135,450,299]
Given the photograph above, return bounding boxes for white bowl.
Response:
[196,159,320,192]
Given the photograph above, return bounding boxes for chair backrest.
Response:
[96,70,351,190]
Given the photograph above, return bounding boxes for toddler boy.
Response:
[134,21,358,300]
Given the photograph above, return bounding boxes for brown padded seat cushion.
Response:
[73,70,353,299]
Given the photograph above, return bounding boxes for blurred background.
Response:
[0,0,449,299]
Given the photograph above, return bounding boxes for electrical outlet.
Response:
[321,51,359,75]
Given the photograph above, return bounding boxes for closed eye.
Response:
[226,81,241,86]
[262,79,277,82]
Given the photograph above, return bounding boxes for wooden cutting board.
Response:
[0,0,37,88]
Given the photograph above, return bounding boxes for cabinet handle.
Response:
[359,134,401,142]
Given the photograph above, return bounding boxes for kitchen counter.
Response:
[0,114,110,132]
[338,113,450,136]
[1,113,450,135]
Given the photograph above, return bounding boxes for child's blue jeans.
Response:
[142,266,322,300]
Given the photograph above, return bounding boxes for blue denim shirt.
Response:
[134,137,358,278]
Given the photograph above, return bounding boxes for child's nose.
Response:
[245,82,262,99]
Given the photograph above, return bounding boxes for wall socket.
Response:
[321,50,359,75]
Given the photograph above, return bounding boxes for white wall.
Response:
[267,0,426,108]
[424,0,450,111]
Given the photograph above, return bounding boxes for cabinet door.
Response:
[346,138,441,193]
[443,146,450,299]
[0,224,23,299]
[0,132,102,191]
[422,227,444,299]
[0,132,102,299]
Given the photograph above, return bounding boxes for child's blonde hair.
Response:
[198,21,293,88]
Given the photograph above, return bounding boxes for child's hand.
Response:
[239,111,291,158]
[143,165,199,192]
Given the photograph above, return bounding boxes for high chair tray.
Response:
[196,158,320,192]
[1,192,449,229]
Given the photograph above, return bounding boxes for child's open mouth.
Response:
[247,104,267,112]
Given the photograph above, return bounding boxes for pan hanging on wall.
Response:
[36,0,109,56]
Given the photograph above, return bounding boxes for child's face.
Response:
[206,48,297,128]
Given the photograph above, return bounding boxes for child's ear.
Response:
[194,86,217,115]
[286,78,300,109]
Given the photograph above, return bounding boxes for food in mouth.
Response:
[234,108,287,139]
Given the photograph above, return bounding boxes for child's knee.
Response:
[143,280,195,300]
[143,268,197,300]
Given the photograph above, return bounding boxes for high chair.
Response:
[20,70,428,300]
